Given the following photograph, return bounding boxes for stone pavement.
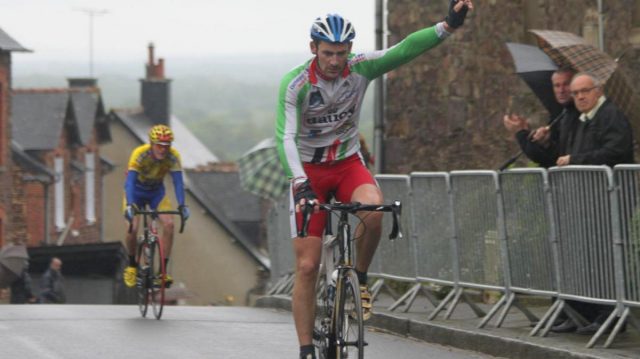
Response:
[256,290,640,359]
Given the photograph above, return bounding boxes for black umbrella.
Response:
[500,43,564,170]
[506,42,563,118]
[0,244,28,288]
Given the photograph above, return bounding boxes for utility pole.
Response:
[76,8,108,77]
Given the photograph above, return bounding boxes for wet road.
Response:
[0,305,498,358]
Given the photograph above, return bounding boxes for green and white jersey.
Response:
[276,25,447,180]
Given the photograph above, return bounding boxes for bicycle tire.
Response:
[314,272,337,359]
[334,269,364,359]
[136,240,150,318]
[149,239,166,319]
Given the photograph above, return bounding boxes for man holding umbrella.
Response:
[503,67,579,168]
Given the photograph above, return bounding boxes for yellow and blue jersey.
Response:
[123,144,186,212]
[127,144,182,188]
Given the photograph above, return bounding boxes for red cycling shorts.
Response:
[290,154,378,238]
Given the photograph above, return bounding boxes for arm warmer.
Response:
[124,171,138,205]
[171,171,186,206]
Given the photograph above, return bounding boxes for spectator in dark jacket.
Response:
[39,257,65,304]
[553,72,634,167]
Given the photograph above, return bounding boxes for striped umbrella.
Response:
[530,29,640,130]
[237,138,289,201]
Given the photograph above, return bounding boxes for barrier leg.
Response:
[420,286,441,308]
[513,299,539,323]
[370,278,384,302]
[444,288,464,319]
[388,283,421,312]
[541,300,565,337]
[478,293,508,328]
[462,292,486,318]
[495,293,517,328]
[530,299,560,336]
[586,307,620,348]
[428,288,456,321]
[604,307,629,349]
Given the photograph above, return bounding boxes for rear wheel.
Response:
[149,238,166,320]
[334,270,364,359]
[136,240,150,318]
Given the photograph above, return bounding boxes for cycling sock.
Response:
[129,256,136,267]
[299,344,315,359]
[356,270,368,286]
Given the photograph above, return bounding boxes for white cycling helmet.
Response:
[310,14,356,43]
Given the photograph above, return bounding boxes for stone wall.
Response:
[383,0,639,172]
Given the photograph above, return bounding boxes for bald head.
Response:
[50,257,62,271]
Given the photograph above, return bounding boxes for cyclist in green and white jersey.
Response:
[275,2,473,358]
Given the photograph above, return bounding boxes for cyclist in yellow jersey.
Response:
[122,124,190,288]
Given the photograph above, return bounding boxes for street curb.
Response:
[255,295,607,359]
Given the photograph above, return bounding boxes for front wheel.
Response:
[149,238,166,320]
[314,271,336,359]
[334,269,364,359]
[136,240,150,318]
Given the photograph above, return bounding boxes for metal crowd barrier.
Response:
[266,195,295,296]
[369,175,417,304]
[428,171,501,321]
[402,172,456,313]
[265,165,640,349]
[609,165,640,348]
[496,169,555,330]
[535,166,619,347]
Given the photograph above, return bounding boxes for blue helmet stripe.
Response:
[328,15,338,41]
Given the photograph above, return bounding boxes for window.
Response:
[54,156,65,231]
[85,152,96,223]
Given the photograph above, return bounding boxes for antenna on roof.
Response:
[75,8,109,77]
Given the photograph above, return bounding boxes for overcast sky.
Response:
[0,0,376,66]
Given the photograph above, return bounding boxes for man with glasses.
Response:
[554,72,634,167]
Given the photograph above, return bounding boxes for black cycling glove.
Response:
[293,180,317,204]
[445,0,469,29]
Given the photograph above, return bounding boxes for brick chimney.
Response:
[140,43,171,125]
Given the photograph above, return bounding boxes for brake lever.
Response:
[389,200,403,240]
[126,207,138,234]
[179,213,185,234]
[297,200,315,237]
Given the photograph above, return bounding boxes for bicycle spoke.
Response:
[334,270,364,359]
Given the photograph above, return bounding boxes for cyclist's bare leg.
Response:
[292,235,322,346]
[125,216,140,257]
[351,183,383,273]
[159,214,175,257]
